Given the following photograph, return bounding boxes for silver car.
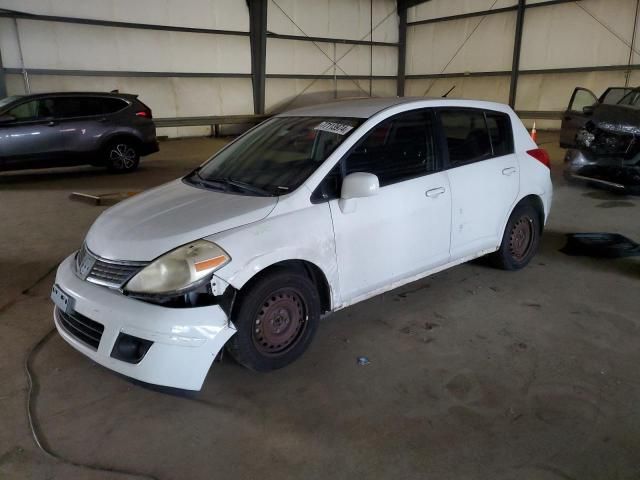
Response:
[0,92,158,173]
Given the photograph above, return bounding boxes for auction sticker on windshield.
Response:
[314,121,355,135]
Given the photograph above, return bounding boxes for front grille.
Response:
[75,244,147,289]
[56,307,104,350]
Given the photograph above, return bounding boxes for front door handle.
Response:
[425,187,446,198]
[502,167,517,176]
[47,120,57,127]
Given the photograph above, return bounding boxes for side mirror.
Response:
[583,105,595,116]
[339,172,379,214]
[0,114,15,124]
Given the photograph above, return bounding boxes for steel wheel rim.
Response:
[110,144,136,169]
[252,288,308,356]
[509,216,534,261]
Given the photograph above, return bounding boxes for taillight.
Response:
[136,109,152,118]
[527,148,550,168]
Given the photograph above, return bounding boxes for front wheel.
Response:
[105,141,140,173]
[226,270,321,371]
[490,202,541,271]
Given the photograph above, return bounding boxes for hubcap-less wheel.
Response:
[253,288,308,356]
[109,143,137,170]
[509,216,534,261]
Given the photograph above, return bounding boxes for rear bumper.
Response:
[52,254,236,390]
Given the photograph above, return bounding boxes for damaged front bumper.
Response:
[52,254,236,391]
[563,149,640,194]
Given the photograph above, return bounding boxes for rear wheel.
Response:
[490,202,541,270]
[226,270,321,371]
[105,140,140,173]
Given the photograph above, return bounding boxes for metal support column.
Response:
[509,0,526,108]
[249,0,267,114]
[397,4,407,97]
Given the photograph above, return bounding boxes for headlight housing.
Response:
[125,240,230,295]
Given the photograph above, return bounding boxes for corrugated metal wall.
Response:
[406,0,640,129]
[0,0,398,137]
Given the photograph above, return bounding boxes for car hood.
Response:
[85,179,278,261]
[590,104,640,136]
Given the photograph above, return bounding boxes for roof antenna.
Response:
[442,85,456,98]
[110,89,119,93]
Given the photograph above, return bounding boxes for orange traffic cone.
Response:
[531,121,538,143]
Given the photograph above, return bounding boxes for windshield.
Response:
[188,116,362,196]
[602,88,633,105]
[617,89,640,107]
[0,95,23,112]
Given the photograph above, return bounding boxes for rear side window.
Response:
[101,97,128,114]
[485,112,514,157]
[439,109,492,166]
[344,109,437,187]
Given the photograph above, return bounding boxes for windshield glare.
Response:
[0,95,23,111]
[617,89,640,107]
[194,116,362,195]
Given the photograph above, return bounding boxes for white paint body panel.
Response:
[328,172,451,302]
[53,255,236,391]
[85,179,277,261]
[55,98,552,390]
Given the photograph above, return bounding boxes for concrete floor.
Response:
[1,132,639,480]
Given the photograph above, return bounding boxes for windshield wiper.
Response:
[196,176,275,196]
[224,177,275,196]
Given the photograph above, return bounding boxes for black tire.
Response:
[104,140,140,173]
[490,202,541,271]
[226,269,321,372]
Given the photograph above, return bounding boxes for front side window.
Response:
[343,110,437,186]
[439,109,492,166]
[7,100,41,121]
[190,116,362,196]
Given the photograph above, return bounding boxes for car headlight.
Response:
[125,240,230,295]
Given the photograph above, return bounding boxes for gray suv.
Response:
[0,92,158,173]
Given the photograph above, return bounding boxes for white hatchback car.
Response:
[51,97,552,390]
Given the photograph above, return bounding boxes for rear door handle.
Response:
[46,120,57,127]
[502,167,517,176]
[425,187,446,198]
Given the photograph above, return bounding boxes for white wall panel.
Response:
[267,0,398,42]
[407,12,516,75]
[515,71,628,111]
[520,0,636,70]
[408,0,517,23]
[0,20,250,73]
[405,76,511,103]
[0,0,249,31]
[266,39,397,76]
[265,78,395,113]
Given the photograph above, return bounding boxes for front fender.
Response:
[208,203,341,309]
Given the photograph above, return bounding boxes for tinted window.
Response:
[51,97,103,118]
[344,110,437,186]
[101,97,128,114]
[440,109,492,165]
[485,113,513,157]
